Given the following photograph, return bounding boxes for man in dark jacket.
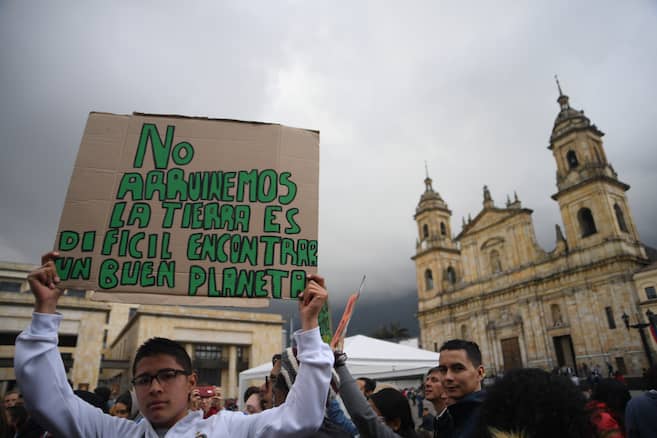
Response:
[433,340,485,438]
[626,364,657,437]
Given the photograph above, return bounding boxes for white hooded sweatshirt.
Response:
[15,312,333,437]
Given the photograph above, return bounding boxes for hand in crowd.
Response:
[210,386,222,409]
[190,388,202,410]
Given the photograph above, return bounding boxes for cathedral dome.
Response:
[552,93,592,129]
[416,176,449,215]
[550,80,603,143]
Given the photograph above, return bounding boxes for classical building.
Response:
[412,86,657,376]
[0,261,283,398]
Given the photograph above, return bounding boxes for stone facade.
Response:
[102,304,283,399]
[0,262,283,398]
[412,88,657,376]
[0,263,111,396]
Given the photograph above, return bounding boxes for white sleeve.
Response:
[14,312,140,438]
[218,326,334,437]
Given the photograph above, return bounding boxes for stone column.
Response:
[227,345,237,399]
[537,298,554,369]
[519,298,538,366]
[72,313,105,389]
[485,320,499,373]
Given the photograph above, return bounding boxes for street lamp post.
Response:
[622,311,654,368]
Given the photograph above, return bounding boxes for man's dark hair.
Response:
[427,366,441,376]
[243,385,261,403]
[94,386,111,401]
[439,339,482,367]
[93,386,111,413]
[132,337,192,376]
[356,377,376,393]
[272,353,282,366]
[115,391,132,411]
[369,388,416,437]
[74,390,105,410]
[591,378,631,429]
[476,368,593,438]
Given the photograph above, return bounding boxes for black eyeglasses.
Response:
[131,368,191,388]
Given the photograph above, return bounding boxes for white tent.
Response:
[237,335,439,407]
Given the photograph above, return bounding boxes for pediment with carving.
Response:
[481,236,505,250]
[458,209,519,239]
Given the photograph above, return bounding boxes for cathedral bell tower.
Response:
[412,169,462,300]
[549,78,643,256]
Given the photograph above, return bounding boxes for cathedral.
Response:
[412,85,657,377]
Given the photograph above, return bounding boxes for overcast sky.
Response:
[2,1,656,330]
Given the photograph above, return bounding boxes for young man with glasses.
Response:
[15,251,334,437]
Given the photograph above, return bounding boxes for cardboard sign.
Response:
[54,112,319,306]
[318,301,333,344]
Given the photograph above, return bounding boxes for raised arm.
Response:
[27,251,64,314]
[222,274,334,437]
[14,252,139,437]
[297,274,327,332]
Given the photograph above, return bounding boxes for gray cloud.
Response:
[2,1,656,320]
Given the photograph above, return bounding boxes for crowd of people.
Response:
[2,252,657,437]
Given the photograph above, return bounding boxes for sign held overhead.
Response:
[54,112,319,306]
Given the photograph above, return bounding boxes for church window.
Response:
[424,269,434,291]
[614,204,628,233]
[646,286,657,300]
[422,224,429,239]
[460,324,468,340]
[551,304,563,326]
[490,250,502,273]
[446,266,457,285]
[0,332,19,346]
[566,150,579,169]
[578,208,597,237]
[605,306,616,329]
[440,222,447,236]
[0,281,21,293]
[194,344,224,386]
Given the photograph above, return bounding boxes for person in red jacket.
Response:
[586,378,630,438]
